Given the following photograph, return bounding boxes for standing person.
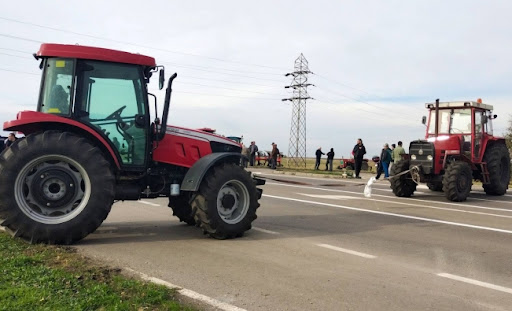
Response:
[4,133,17,148]
[315,147,325,170]
[249,141,258,166]
[352,138,366,179]
[241,143,250,168]
[270,143,279,169]
[392,141,406,164]
[376,143,392,179]
[326,148,335,171]
[389,143,396,171]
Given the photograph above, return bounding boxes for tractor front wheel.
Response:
[389,160,417,197]
[443,161,472,202]
[483,144,510,195]
[168,195,196,225]
[0,131,115,244]
[191,163,259,239]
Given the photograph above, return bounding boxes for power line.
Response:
[178,81,283,96]
[315,85,420,119]
[0,16,289,71]
[160,61,285,83]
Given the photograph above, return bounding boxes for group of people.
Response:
[315,138,406,180]
[315,147,335,171]
[375,141,405,180]
[242,141,280,169]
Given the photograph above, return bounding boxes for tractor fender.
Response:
[3,111,120,168]
[181,152,246,192]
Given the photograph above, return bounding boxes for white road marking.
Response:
[437,273,512,295]
[317,243,376,259]
[259,172,511,204]
[263,194,512,235]
[266,182,512,213]
[300,194,355,200]
[252,227,280,235]
[125,268,247,311]
[138,200,161,207]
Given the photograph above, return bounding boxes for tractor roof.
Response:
[425,101,493,111]
[37,43,156,67]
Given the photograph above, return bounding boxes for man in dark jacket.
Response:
[315,147,325,170]
[352,138,366,178]
[375,143,392,179]
[326,148,335,171]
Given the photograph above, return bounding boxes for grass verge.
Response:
[0,232,194,311]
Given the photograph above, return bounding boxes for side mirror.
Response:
[159,69,165,90]
[493,114,497,119]
[421,116,427,125]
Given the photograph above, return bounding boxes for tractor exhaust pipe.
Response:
[434,98,439,138]
[158,72,178,141]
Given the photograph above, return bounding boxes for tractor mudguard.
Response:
[4,111,120,168]
[181,152,247,192]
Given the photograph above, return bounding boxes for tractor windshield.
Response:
[428,108,472,135]
[39,58,74,115]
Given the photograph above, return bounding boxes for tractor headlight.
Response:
[411,154,417,160]
[427,155,433,161]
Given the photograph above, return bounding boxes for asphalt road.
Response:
[75,169,512,311]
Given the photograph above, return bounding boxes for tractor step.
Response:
[480,162,490,184]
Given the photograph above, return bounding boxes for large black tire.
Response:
[168,195,195,225]
[483,144,510,195]
[443,161,472,202]
[0,131,115,244]
[390,160,417,197]
[427,182,443,192]
[191,163,259,239]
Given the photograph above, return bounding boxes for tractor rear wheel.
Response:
[191,163,259,239]
[427,182,443,192]
[443,161,472,202]
[390,160,416,197]
[0,131,115,244]
[483,144,510,195]
[168,195,195,225]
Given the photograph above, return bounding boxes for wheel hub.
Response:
[218,188,238,217]
[15,157,88,223]
[27,163,78,208]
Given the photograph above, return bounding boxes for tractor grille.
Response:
[409,140,434,174]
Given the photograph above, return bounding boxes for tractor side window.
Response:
[474,111,483,159]
[76,61,147,166]
[39,59,74,115]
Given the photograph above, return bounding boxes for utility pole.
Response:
[283,54,314,168]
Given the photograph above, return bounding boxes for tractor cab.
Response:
[34,44,161,169]
[423,100,496,164]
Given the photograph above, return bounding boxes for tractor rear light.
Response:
[411,154,417,160]
[427,155,433,161]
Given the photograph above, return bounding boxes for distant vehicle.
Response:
[255,151,282,167]
[227,136,243,144]
[337,157,369,171]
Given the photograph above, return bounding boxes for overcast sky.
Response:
[1,0,511,158]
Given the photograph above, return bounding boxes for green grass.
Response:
[0,232,195,311]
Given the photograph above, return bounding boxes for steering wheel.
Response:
[105,105,126,120]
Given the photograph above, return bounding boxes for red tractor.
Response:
[390,99,510,202]
[0,43,265,244]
